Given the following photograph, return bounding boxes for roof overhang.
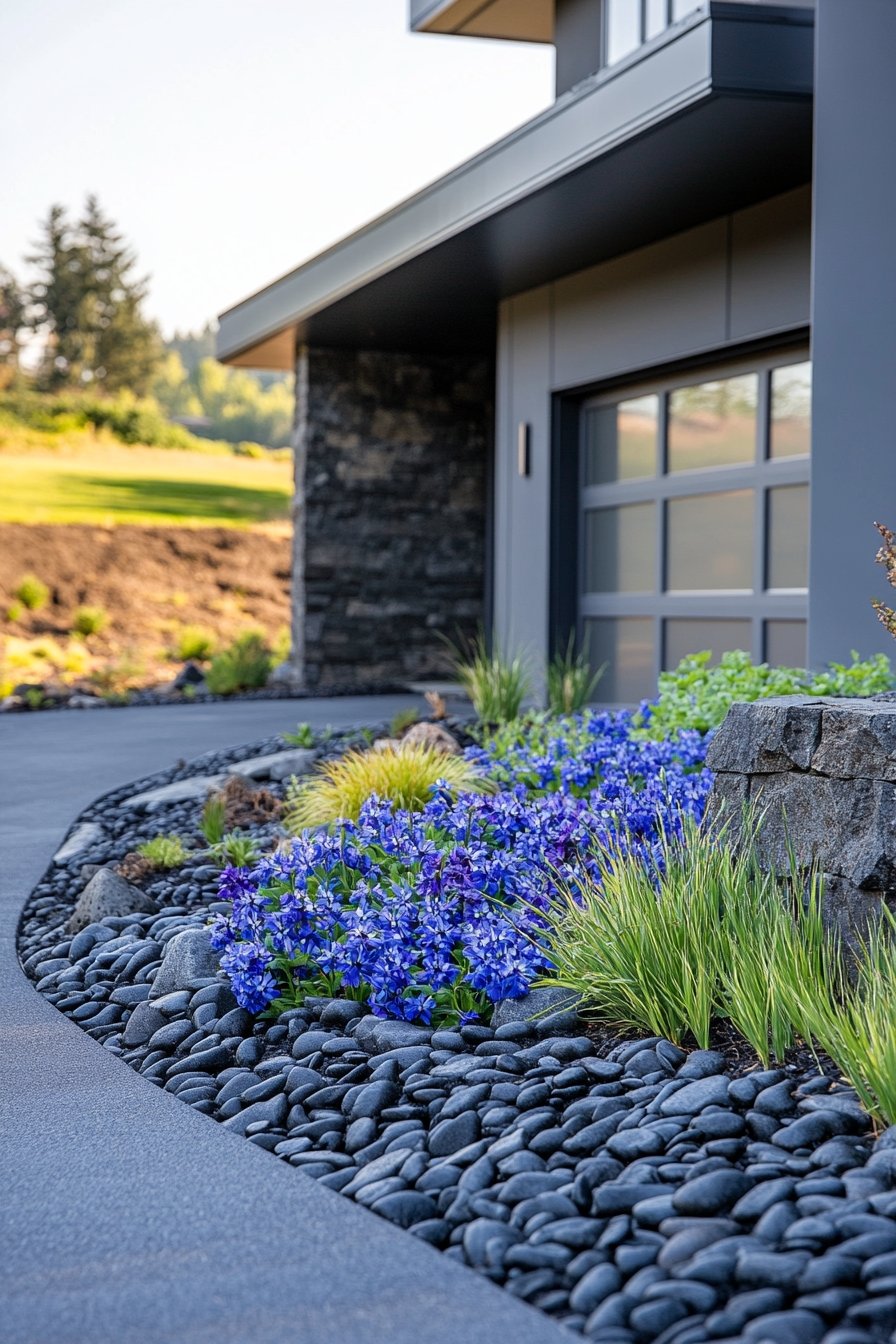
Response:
[218,3,814,370]
[409,0,554,43]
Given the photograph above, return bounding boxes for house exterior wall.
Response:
[494,184,812,665]
[808,0,896,667]
[292,347,490,688]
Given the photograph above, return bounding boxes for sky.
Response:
[0,0,553,338]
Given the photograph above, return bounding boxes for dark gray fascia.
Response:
[217,3,813,366]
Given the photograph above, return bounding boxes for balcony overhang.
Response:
[409,0,554,43]
[218,3,813,370]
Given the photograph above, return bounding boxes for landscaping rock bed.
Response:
[18,732,896,1344]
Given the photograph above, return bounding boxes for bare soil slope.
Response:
[0,523,291,692]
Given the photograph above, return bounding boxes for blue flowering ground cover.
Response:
[210,711,712,1028]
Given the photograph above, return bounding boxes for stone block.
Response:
[706,698,823,774]
[811,700,896,781]
[749,772,896,890]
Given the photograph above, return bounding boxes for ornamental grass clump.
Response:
[205,631,271,695]
[542,812,832,1066]
[546,634,604,715]
[452,632,530,724]
[285,743,494,831]
[801,909,896,1126]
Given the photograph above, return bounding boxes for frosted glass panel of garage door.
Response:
[584,618,654,703]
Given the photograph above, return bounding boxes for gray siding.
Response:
[808,0,896,668]
[494,185,811,661]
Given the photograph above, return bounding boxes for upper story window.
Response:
[606,0,703,67]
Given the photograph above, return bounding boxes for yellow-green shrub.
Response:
[285,743,494,831]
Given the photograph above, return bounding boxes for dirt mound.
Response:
[0,523,292,692]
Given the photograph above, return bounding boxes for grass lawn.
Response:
[0,442,293,528]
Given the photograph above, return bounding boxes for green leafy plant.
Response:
[5,600,24,623]
[210,830,260,868]
[204,631,272,696]
[451,631,530,724]
[547,634,604,714]
[199,794,227,847]
[15,574,49,612]
[284,722,315,748]
[23,687,48,710]
[174,625,215,662]
[389,706,420,737]
[72,605,107,637]
[285,743,494,832]
[136,833,189,869]
[638,649,893,738]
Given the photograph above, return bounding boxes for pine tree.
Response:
[27,204,91,388]
[0,264,26,381]
[79,194,159,393]
[26,196,160,393]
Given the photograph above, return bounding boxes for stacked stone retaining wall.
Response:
[707,694,896,944]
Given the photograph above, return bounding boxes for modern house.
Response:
[217,0,896,702]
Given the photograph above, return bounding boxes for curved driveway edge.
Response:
[0,698,570,1344]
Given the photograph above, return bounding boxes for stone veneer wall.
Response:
[707,694,896,946]
[288,347,491,688]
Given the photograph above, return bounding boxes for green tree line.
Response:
[0,197,292,448]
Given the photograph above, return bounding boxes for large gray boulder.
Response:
[67,868,157,934]
[149,928,220,999]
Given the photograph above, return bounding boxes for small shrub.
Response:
[452,632,530,724]
[873,520,896,640]
[89,649,145,695]
[211,831,260,868]
[285,743,494,831]
[136,833,189,869]
[72,605,108,638]
[390,706,420,737]
[284,722,315,748]
[174,625,215,662]
[205,631,272,695]
[5,601,24,623]
[15,574,49,612]
[23,687,48,710]
[547,634,604,714]
[200,794,227,847]
[639,649,893,738]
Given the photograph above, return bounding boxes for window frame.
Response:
[577,348,811,692]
